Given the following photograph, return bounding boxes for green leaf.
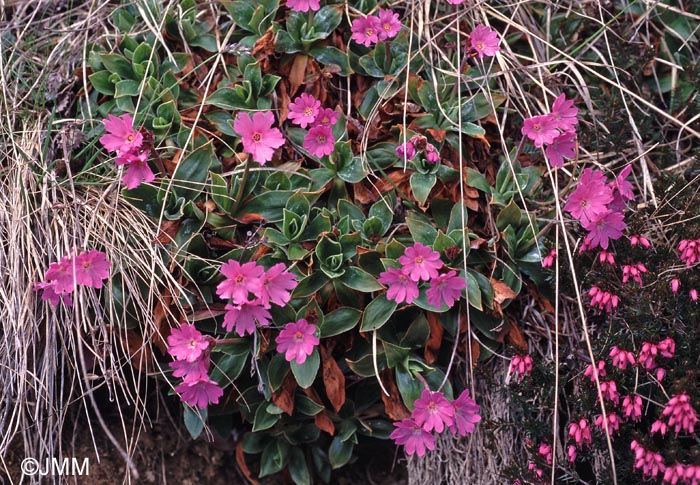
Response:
[253,403,281,432]
[466,270,482,310]
[383,341,410,368]
[292,272,329,298]
[496,199,522,231]
[172,143,216,201]
[289,447,311,485]
[99,53,134,79]
[290,349,320,388]
[268,353,291,392]
[338,267,383,292]
[309,46,351,75]
[320,307,362,337]
[183,406,206,438]
[406,213,438,245]
[296,395,325,415]
[395,367,423,410]
[312,5,342,35]
[328,436,353,469]
[465,168,492,193]
[89,71,115,95]
[205,87,252,110]
[410,172,436,206]
[360,294,398,331]
[260,440,289,477]
[237,190,297,223]
[114,79,141,98]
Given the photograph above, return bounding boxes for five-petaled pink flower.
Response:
[582,210,626,250]
[233,111,286,164]
[376,9,401,40]
[44,259,77,295]
[351,15,382,47]
[260,263,298,308]
[313,108,339,127]
[521,115,559,148]
[175,376,223,409]
[167,324,210,363]
[545,131,576,167]
[426,270,466,308]
[34,281,73,307]
[170,355,210,381]
[288,93,321,129]
[276,319,320,364]
[412,389,455,433]
[303,124,335,157]
[564,168,613,224]
[378,267,419,305]
[100,113,143,154]
[450,390,481,436]
[73,250,112,289]
[223,301,272,336]
[390,419,436,456]
[549,94,579,133]
[117,150,155,189]
[399,242,443,282]
[286,0,320,12]
[216,260,265,305]
[469,24,500,59]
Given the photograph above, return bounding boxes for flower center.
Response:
[476,42,484,50]
[317,135,325,143]
[127,134,134,142]
[428,402,438,411]
[366,29,375,36]
[532,124,542,133]
[189,339,198,348]
[294,331,304,341]
[415,256,424,264]
[383,24,391,31]
[252,133,262,142]
[304,107,314,116]
[236,275,245,283]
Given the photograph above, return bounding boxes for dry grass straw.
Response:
[0,1,189,482]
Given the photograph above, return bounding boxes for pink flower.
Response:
[564,168,613,224]
[313,108,339,127]
[44,259,76,295]
[303,124,335,157]
[599,380,619,404]
[411,389,455,433]
[594,412,622,435]
[390,419,436,456]
[630,234,651,248]
[679,238,700,266]
[275,319,320,364]
[567,445,577,463]
[568,419,592,448]
[175,376,223,409]
[670,278,681,294]
[376,9,401,40]
[587,285,620,313]
[469,24,500,59]
[425,144,440,163]
[582,210,626,250]
[621,263,647,287]
[286,0,320,12]
[609,346,635,370]
[621,394,643,421]
[541,248,557,268]
[549,94,578,133]
[399,242,443,282]
[609,165,635,201]
[351,15,382,47]
[538,443,553,465]
[167,324,210,363]
[288,93,321,128]
[260,263,297,308]
[510,354,533,380]
[584,360,606,381]
[658,338,675,358]
[651,419,668,437]
[521,115,559,148]
[223,301,272,336]
[233,111,286,164]
[426,270,466,308]
[691,289,699,302]
[216,260,264,305]
[598,250,616,265]
[630,440,665,478]
[395,141,416,160]
[73,250,111,289]
[450,389,481,436]
[662,393,698,435]
[446,0,465,4]
[663,463,687,485]
[378,267,419,305]
[34,281,73,307]
[100,113,143,154]
[118,150,155,189]
[544,130,576,167]
[170,355,210,380]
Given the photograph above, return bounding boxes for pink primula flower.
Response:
[288,93,321,129]
[170,355,210,381]
[470,24,500,59]
[521,114,559,148]
[117,150,155,189]
[426,270,466,308]
[609,165,635,201]
[73,250,111,289]
[313,108,339,127]
[376,9,401,40]
[549,94,579,133]
[286,0,320,12]
[100,113,143,154]
[351,15,382,47]
[223,301,272,336]
[564,168,613,224]
[216,260,265,305]
[545,130,576,167]
[395,141,416,160]
[233,111,286,164]
[167,324,210,363]
[34,281,73,307]
[176,376,223,409]
[303,124,335,157]
[378,267,419,305]
[44,259,77,295]
[399,242,443,282]
[411,389,455,433]
[275,319,320,365]
[390,419,436,456]
[450,389,481,436]
[541,248,557,268]
[582,210,626,250]
[260,263,298,308]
